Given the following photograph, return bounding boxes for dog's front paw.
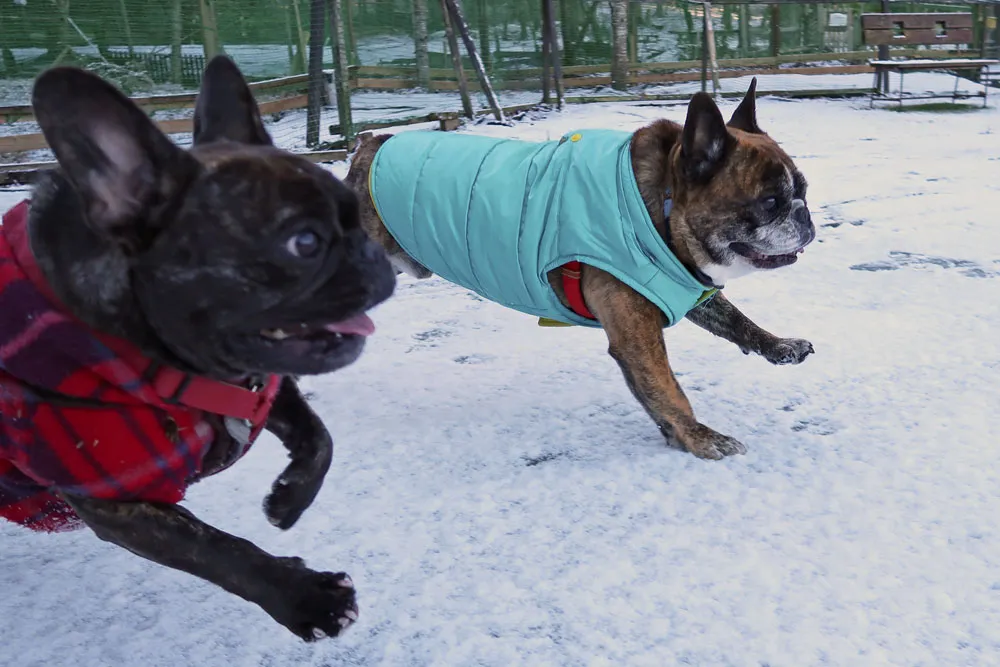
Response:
[679,424,747,460]
[265,563,358,641]
[761,337,814,366]
[264,457,327,530]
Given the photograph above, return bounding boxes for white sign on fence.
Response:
[828,12,849,28]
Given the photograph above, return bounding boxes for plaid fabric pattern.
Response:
[0,201,276,532]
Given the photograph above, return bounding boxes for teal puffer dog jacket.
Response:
[369,128,715,327]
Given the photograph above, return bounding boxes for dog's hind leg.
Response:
[62,493,358,641]
[389,253,432,279]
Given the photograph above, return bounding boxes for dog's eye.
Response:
[286,231,320,258]
[760,196,778,211]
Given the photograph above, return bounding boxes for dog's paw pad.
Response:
[279,571,359,642]
[681,426,747,460]
[765,338,814,365]
[711,435,748,457]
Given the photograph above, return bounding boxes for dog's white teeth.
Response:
[262,328,292,340]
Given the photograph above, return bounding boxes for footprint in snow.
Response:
[453,353,495,365]
[779,397,806,412]
[406,327,454,353]
[791,417,840,436]
[850,251,998,278]
[522,451,569,467]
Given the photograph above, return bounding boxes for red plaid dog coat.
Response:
[0,200,281,532]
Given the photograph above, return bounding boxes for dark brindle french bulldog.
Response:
[0,56,394,640]
[347,79,815,460]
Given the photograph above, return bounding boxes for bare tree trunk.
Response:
[700,8,707,92]
[541,0,551,104]
[171,0,183,83]
[413,0,431,88]
[579,0,601,44]
[442,0,504,121]
[440,0,474,119]
[542,0,563,108]
[477,0,492,72]
[306,0,325,147]
[290,0,309,73]
[199,0,223,59]
[770,4,781,58]
[738,4,749,57]
[878,0,889,92]
[703,2,720,97]
[118,0,134,57]
[327,0,353,142]
[610,0,628,91]
[284,0,297,71]
[627,0,638,64]
[344,0,357,64]
[551,6,564,108]
[560,0,578,65]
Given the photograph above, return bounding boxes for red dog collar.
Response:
[2,200,278,425]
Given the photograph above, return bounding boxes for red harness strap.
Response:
[560,260,596,321]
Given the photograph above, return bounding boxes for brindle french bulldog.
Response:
[0,56,394,640]
[346,79,815,460]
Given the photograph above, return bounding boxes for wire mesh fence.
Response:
[1,0,998,158]
[3,1,998,91]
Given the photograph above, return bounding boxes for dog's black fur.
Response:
[24,55,395,640]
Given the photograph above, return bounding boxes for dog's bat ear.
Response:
[681,92,733,183]
[193,55,273,147]
[32,66,198,245]
[727,77,763,134]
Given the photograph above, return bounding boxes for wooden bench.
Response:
[861,12,998,108]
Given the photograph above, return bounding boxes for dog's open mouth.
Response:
[260,313,375,343]
[730,242,805,269]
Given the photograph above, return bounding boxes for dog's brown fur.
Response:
[347,82,816,459]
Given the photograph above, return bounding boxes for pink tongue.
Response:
[324,313,375,337]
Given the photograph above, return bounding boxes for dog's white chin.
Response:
[700,255,758,286]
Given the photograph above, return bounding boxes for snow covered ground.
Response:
[2,78,1000,666]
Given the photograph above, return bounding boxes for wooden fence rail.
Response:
[0,94,309,154]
